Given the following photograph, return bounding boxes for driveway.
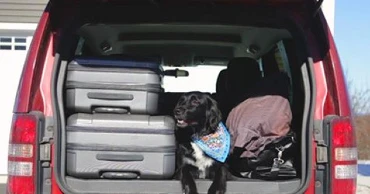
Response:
[0,175,5,194]
[0,174,369,194]
[0,183,5,194]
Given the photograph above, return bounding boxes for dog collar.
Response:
[192,122,231,163]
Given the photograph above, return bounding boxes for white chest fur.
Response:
[183,142,214,178]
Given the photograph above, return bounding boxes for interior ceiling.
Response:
[79,24,292,66]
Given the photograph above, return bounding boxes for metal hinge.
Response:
[37,118,54,194]
[40,142,51,166]
[314,120,328,164]
[314,118,332,194]
[316,140,328,163]
[40,125,54,168]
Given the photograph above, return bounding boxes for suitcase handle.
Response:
[96,153,144,162]
[101,172,139,179]
[87,92,134,100]
[93,107,129,114]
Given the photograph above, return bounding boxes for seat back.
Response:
[226,57,262,108]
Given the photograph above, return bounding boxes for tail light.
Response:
[330,117,357,194]
[7,114,38,194]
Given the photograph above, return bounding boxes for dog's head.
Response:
[173,91,222,137]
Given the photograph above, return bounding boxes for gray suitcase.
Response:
[66,113,176,179]
[65,57,164,114]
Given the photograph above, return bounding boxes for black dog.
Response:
[173,92,228,194]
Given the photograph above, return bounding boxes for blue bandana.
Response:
[192,122,231,163]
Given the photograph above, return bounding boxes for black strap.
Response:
[227,133,297,179]
[254,134,295,179]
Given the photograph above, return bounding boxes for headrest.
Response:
[248,72,291,100]
[216,69,228,95]
[226,57,262,95]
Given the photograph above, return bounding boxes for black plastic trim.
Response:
[66,177,301,194]
[296,57,315,194]
[28,111,45,194]
[279,13,315,194]
[118,32,242,43]
[38,114,54,194]
[51,54,79,194]
[322,115,347,194]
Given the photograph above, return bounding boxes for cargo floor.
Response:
[66,176,300,194]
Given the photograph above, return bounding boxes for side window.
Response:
[257,58,264,77]
[274,40,293,104]
[274,41,292,84]
[260,40,292,80]
[75,38,85,56]
[260,40,293,104]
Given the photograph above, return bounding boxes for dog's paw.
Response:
[183,190,198,194]
[183,186,198,194]
[183,192,198,194]
[207,189,226,194]
[207,185,226,194]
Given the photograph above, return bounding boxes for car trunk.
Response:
[51,1,316,193]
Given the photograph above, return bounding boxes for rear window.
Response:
[74,41,228,93]
[162,65,226,93]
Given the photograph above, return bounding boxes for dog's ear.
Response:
[205,95,222,133]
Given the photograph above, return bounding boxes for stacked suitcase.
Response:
[65,56,176,180]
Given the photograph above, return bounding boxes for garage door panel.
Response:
[0,35,31,175]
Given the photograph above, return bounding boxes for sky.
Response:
[334,0,370,91]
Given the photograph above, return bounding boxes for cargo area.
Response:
[51,2,314,194]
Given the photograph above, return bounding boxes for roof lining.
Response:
[77,23,292,61]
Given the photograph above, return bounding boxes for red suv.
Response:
[7,0,357,193]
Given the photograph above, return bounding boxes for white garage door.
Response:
[0,36,32,175]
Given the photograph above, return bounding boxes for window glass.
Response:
[0,45,11,50]
[15,46,27,50]
[14,38,27,43]
[274,40,293,103]
[162,66,226,93]
[0,37,12,43]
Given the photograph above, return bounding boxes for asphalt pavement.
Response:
[0,172,369,194]
[0,184,5,194]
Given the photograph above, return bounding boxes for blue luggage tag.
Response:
[192,122,231,163]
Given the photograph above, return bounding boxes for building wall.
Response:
[0,25,35,175]
[0,0,48,24]
[322,0,336,35]
[0,0,47,176]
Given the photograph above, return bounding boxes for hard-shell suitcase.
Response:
[66,113,176,179]
[65,57,164,114]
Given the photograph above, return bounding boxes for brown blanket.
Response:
[226,95,292,158]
